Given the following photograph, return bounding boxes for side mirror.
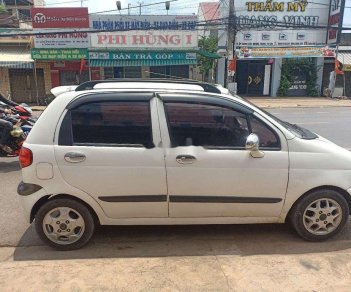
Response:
[245,133,264,158]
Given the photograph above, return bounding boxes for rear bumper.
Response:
[17,181,48,223]
[17,181,42,196]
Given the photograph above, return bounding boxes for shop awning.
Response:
[337,52,351,71]
[0,46,34,69]
[337,52,351,65]
[89,59,197,67]
[197,50,222,59]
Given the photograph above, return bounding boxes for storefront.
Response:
[88,51,197,79]
[235,59,273,95]
[31,48,100,87]
[217,0,330,96]
[0,45,48,103]
[235,47,333,96]
[322,49,351,97]
[89,17,198,80]
[31,7,92,87]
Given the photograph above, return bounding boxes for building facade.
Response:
[29,11,200,90]
[0,1,50,103]
[197,2,220,38]
[216,0,331,97]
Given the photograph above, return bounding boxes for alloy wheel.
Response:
[42,207,86,245]
[303,198,342,235]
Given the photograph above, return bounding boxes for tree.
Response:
[198,35,218,82]
[0,4,7,13]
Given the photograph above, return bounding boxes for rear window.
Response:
[60,101,153,148]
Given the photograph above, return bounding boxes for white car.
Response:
[18,79,351,250]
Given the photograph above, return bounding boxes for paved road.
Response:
[1,107,351,290]
[267,107,351,149]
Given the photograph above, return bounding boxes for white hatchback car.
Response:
[18,79,351,250]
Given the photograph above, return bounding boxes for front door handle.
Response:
[64,152,86,163]
[176,155,196,164]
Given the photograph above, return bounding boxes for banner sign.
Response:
[287,72,307,96]
[327,0,346,44]
[90,31,198,49]
[238,47,335,58]
[90,15,197,30]
[34,30,90,48]
[89,51,197,60]
[31,8,89,28]
[31,49,88,60]
[235,0,329,47]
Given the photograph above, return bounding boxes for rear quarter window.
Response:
[59,101,154,148]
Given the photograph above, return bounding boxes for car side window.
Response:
[65,101,153,147]
[164,102,250,148]
[250,116,280,149]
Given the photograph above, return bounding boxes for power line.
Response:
[0,17,335,38]
[45,0,88,6]
[0,17,229,37]
[0,11,344,38]
[14,0,181,25]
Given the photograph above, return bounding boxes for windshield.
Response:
[259,107,318,139]
[237,97,318,140]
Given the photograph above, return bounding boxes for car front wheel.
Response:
[290,189,349,241]
[35,198,95,250]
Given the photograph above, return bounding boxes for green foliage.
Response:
[197,36,218,75]
[278,58,320,97]
[277,74,291,96]
[0,3,7,13]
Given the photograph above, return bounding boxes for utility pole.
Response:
[137,1,143,15]
[226,0,236,92]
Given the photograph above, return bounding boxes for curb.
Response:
[258,105,351,109]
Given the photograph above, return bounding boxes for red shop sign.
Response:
[31,7,89,29]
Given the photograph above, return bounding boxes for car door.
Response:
[157,93,289,218]
[54,92,168,219]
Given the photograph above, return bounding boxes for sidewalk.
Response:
[247,97,351,109]
[31,97,351,111]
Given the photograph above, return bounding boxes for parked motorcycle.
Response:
[0,93,36,124]
[0,113,33,157]
[0,94,35,157]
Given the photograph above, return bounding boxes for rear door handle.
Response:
[64,152,86,163]
[176,155,197,164]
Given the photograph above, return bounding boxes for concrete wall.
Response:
[217,58,226,86]
[271,58,282,97]
[0,68,11,97]
[142,67,150,78]
[316,57,324,95]
[36,62,52,94]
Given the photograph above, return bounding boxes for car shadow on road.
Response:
[13,221,351,261]
[0,161,20,173]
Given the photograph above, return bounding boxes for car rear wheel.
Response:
[290,189,349,241]
[35,198,95,250]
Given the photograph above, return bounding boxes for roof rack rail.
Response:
[75,78,222,94]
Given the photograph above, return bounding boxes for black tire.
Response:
[289,189,349,241]
[35,198,95,250]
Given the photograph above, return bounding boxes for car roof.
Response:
[74,79,225,94]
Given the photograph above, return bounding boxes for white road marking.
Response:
[316,112,328,114]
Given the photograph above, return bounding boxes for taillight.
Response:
[19,147,33,168]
